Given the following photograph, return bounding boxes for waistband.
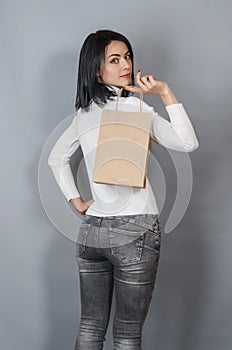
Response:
[83,213,159,231]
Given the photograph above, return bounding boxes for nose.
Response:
[121,58,131,70]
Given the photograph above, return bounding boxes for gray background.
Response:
[1,0,232,349]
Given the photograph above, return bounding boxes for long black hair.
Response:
[75,29,135,111]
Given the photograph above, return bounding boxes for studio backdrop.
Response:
[1,1,232,350]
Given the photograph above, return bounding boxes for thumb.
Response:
[123,85,142,94]
[86,198,95,207]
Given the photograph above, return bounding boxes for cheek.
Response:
[103,66,117,78]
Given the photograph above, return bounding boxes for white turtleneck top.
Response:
[47,86,199,217]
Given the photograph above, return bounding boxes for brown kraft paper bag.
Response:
[92,87,152,188]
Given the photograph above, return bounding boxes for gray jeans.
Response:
[74,213,162,350]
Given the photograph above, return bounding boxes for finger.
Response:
[123,85,137,92]
[150,74,156,80]
[141,75,153,83]
[136,70,142,80]
[136,71,145,85]
[139,76,147,85]
[136,75,151,93]
[140,75,153,88]
[136,72,151,88]
[123,85,142,94]
[149,76,157,85]
[136,70,148,85]
[136,80,148,92]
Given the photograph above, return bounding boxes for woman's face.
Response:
[97,40,132,88]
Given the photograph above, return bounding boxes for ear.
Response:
[96,72,102,82]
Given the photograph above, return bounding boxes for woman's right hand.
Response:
[69,197,95,216]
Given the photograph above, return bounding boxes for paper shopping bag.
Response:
[92,87,152,188]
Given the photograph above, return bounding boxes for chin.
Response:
[115,80,132,88]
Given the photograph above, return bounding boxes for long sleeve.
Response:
[150,103,199,152]
[47,117,81,202]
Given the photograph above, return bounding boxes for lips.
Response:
[120,73,131,78]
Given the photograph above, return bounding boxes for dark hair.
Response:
[75,29,135,111]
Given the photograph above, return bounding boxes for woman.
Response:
[48,29,199,350]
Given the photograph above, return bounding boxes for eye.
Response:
[110,58,119,63]
[125,53,131,60]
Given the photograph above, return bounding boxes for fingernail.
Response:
[137,69,141,72]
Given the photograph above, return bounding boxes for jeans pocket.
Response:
[76,222,91,257]
[143,218,162,253]
[109,222,147,263]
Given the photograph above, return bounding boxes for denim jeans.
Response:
[74,213,162,350]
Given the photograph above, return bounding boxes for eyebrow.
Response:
[107,50,130,59]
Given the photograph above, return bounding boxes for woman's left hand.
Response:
[124,70,169,96]
[123,70,179,106]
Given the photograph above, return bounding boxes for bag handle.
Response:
[115,87,144,112]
